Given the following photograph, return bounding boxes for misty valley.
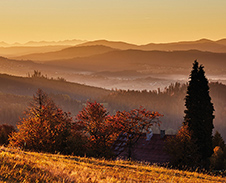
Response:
[0,38,226,142]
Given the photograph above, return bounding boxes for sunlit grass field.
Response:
[0,146,225,183]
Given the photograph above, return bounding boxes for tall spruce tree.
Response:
[184,60,214,165]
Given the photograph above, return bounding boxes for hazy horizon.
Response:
[1,0,226,44]
[1,37,226,46]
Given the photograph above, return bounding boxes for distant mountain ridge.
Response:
[77,40,139,50]
[0,39,86,47]
[43,49,226,75]
[3,47,226,78]
[0,45,69,57]
[77,38,226,53]
[13,45,117,61]
[4,38,226,60]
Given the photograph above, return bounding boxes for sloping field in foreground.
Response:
[0,146,225,183]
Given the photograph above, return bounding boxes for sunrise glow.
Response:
[0,0,226,44]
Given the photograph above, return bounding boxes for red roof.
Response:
[112,133,174,164]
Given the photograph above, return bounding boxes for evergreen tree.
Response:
[184,60,214,165]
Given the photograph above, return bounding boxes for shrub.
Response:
[0,124,15,145]
[165,125,200,169]
[210,146,225,170]
[210,131,226,170]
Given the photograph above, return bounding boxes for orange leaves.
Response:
[114,107,162,136]
[75,102,163,158]
[9,89,72,154]
[165,125,200,168]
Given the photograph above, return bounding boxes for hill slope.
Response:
[13,45,117,61]
[0,74,110,100]
[0,73,110,126]
[44,49,226,75]
[77,39,139,50]
[140,38,226,52]
[77,39,226,53]
[0,45,69,57]
[0,147,225,182]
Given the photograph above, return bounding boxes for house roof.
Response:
[112,133,174,164]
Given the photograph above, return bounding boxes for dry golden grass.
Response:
[0,146,225,183]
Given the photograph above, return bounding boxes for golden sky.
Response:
[1,0,226,44]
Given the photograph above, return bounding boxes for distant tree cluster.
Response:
[75,102,162,158]
[99,81,226,141]
[2,71,226,142]
[27,70,66,81]
[8,89,162,158]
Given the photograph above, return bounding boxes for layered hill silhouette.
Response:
[0,56,64,76]
[0,39,87,57]
[13,45,116,61]
[0,39,85,47]
[43,49,226,75]
[77,40,139,50]
[2,38,226,91]
[77,38,226,53]
[0,73,110,126]
[2,48,226,91]
[11,38,226,62]
[0,45,69,57]
[140,39,226,52]
[0,73,109,101]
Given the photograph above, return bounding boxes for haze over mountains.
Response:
[14,45,117,61]
[43,49,226,74]
[76,38,226,52]
[1,38,226,90]
[1,38,226,140]
[0,46,70,58]
[0,39,86,58]
[1,73,226,141]
[2,38,226,58]
[0,39,86,47]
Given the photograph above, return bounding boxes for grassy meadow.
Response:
[0,146,225,183]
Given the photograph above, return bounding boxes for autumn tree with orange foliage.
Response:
[76,102,119,157]
[76,102,162,158]
[114,107,162,158]
[165,125,200,169]
[9,89,72,154]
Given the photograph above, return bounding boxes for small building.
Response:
[112,130,174,164]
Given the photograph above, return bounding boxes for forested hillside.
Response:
[100,82,226,140]
[0,74,225,141]
[0,74,109,99]
[0,74,110,126]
